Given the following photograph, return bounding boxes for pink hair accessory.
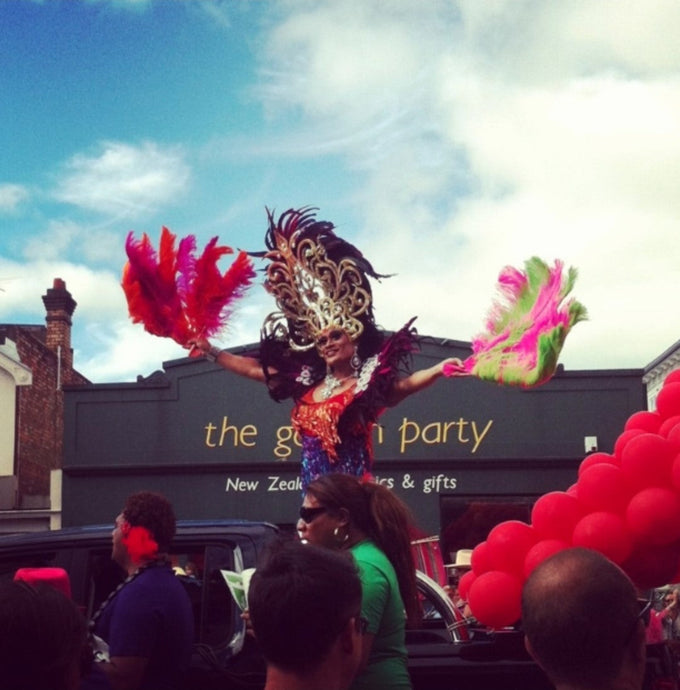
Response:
[122,524,159,563]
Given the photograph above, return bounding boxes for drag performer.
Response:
[189,207,461,490]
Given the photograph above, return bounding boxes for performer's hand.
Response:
[186,336,211,357]
[441,357,466,377]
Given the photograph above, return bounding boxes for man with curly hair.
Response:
[85,491,193,690]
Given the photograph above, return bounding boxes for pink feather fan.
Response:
[444,257,587,387]
[122,227,256,352]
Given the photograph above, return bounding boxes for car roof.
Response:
[0,519,279,550]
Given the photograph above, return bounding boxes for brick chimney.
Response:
[42,278,77,371]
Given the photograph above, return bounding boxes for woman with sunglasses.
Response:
[189,207,461,491]
[296,473,419,690]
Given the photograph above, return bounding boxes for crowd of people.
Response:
[4,484,679,690]
[3,482,680,690]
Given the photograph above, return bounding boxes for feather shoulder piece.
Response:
[122,226,256,351]
[444,257,587,387]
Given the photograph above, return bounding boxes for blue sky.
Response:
[1,0,679,382]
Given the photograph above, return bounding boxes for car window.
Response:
[0,551,56,580]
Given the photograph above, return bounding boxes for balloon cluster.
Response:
[461,370,680,629]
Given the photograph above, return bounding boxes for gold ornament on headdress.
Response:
[261,208,373,351]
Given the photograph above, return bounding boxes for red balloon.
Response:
[467,570,523,628]
[622,542,680,590]
[577,463,632,514]
[486,521,537,577]
[614,428,645,461]
[659,416,680,438]
[524,539,570,578]
[531,491,584,541]
[572,512,633,565]
[620,433,675,490]
[626,487,680,546]
[668,424,680,451]
[671,454,680,492]
[657,383,680,420]
[625,410,662,433]
[457,570,476,601]
[566,483,579,497]
[471,541,493,576]
[665,370,680,386]
[578,452,618,476]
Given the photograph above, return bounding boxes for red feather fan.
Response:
[122,227,256,351]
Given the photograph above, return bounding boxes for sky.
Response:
[1,0,679,383]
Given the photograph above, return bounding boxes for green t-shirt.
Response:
[350,540,412,690]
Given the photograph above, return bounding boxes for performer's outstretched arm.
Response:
[187,338,269,383]
[387,357,464,406]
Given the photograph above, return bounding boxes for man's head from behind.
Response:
[522,547,646,689]
[248,540,363,684]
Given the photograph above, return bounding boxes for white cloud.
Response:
[22,219,122,265]
[0,184,29,213]
[52,141,191,218]
[0,259,122,319]
[251,0,680,372]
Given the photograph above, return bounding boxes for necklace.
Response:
[89,558,170,631]
[321,372,355,400]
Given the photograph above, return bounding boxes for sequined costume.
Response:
[285,326,415,491]
[292,358,381,489]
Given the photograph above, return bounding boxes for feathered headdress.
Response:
[444,257,587,387]
[255,207,385,351]
[122,226,256,351]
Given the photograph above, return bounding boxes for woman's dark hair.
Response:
[122,491,176,553]
[0,580,89,690]
[306,473,421,627]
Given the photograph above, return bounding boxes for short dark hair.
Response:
[248,540,362,674]
[122,491,176,553]
[522,547,640,687]
[0,580,89,690]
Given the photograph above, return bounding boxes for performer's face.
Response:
[316,328,354,366]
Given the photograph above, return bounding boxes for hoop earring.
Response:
[350,347,361,376]
[333,526,349,544]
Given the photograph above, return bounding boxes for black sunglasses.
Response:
[299,506,327,524]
